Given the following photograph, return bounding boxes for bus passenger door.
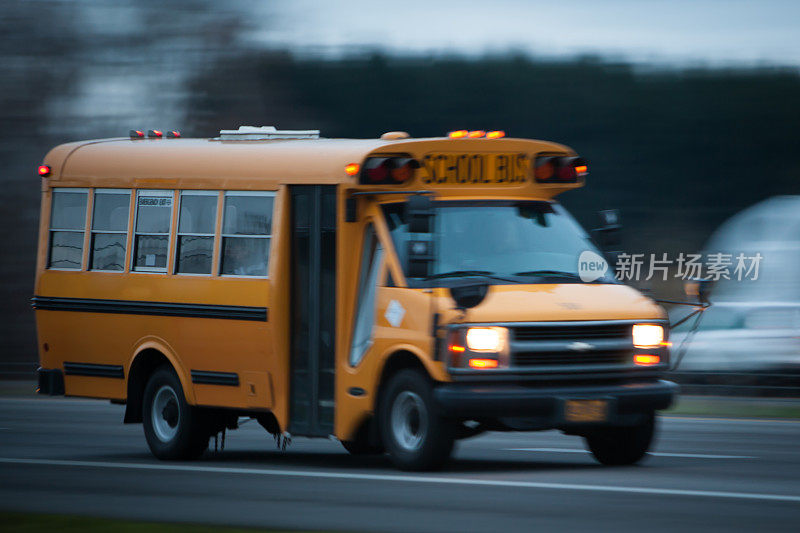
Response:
[288,185,337,437]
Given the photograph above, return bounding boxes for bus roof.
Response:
[42,135,580,196]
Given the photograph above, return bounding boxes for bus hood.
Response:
[441,283,666,323]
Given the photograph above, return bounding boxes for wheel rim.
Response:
[390,390,427,451]
[152,384,180,442]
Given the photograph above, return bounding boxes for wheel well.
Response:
[124,349,170,424]
[372,350,433,447]
[378,350,429,394]
[376,350,429,413]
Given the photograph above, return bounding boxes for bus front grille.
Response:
[512,323,632,342]
[512,349,631,367]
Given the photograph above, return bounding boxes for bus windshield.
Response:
[381,200,616,285]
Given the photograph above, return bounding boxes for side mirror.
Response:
[685,278,713,304]
[407,239,434,278]
[405,194,435,278]
[406,194,434,233]
[449,281,490,310]
[591,209,621,249]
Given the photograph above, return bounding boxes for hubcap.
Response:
[390,390,427,451]
[152,385,180,442]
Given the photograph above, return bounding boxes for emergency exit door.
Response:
[288,185,337,437]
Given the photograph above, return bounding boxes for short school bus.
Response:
[34,126,676,470]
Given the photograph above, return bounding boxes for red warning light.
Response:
[38,165,51,177]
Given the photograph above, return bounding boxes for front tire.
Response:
[143,366,209,460]
[379,369,454,471]
[341,420,384,455]
[584,412,656,466]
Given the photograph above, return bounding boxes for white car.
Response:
[670,196,800,372]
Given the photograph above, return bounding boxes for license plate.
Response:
[564,399,608,422]
[420,153,530,185]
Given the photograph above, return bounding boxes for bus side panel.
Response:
[35,271,273,410]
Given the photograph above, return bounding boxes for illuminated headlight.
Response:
[466,327,508,352]
[632,324,664,348]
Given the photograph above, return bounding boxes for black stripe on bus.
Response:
[63,362,124,379]
[31,296,267,322]
[191,370,239,387]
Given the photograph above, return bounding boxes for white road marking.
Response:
[505,448,756,459]
[0,457,796,503]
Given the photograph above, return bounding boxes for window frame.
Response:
[219,190,275,279]
[348,222,384,367]
[174,190,220,276]
[47,187,90,271]
[132,189,176,274]
[88,188,132,273]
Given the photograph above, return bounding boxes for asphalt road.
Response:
[1,396,799,532]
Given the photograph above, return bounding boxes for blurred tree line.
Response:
[186,51,800,259]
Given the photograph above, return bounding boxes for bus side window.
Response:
[349,224,384,366]
[220,191,274,277]
[48,188,88,270]
[90,189,131,271]
[176,191,218,274]
[133,190,174,272]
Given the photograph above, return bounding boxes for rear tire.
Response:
[379,369,454,471]
[142,366,209,460]
[584,412,656,466]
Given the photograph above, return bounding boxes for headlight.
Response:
[466,327,508,352]
[632,324,664,348]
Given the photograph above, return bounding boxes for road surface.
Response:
[1,396,798,532]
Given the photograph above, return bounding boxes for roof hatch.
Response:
[218,125,320,140]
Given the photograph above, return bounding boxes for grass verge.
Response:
[666,395,800,419]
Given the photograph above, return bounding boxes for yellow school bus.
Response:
[34,126,675,470]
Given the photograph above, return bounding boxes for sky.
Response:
[252,0,800,67]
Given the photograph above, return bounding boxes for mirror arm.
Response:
[665,302,710,330]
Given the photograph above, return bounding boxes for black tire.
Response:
[142,366,209,460]
[379,369,454,471]
[584,412,656,466]
[341,439,383,455]
[341,421,384,455]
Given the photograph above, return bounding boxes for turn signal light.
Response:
[38,165,51,177]
[345,163,360,176]
[634,354,661,366]
[468,358,499,369]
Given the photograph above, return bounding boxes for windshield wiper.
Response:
[514,270,603,283]
[513,270,583,280]
[425,270,519,283]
